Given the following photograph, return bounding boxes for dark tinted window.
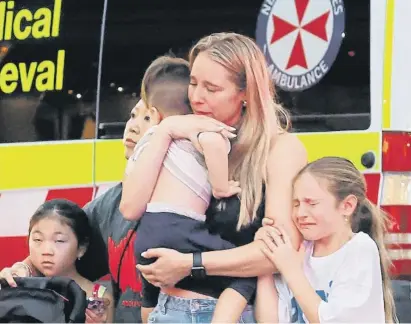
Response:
[96,0,369,135]
[95,0,260,139]
[3,0,368,141]
[0,0,104,143]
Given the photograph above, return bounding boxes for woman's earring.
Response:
[241,100,247,115]
[344,215,349,222]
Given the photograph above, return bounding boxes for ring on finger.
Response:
[269,231,283,244]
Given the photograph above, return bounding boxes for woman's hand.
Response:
[260,226,306,276]
[159,115,237,152]
[136,248,192,287]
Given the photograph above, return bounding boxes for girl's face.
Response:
[292,172,350,241]
[189,52,245,126]
[29,215,84,277]
[123,100,154,159]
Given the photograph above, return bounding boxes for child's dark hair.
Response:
[141,55,191,115]
[29,199,91,249]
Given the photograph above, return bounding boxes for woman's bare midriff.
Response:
[161,286,215,300]
[149,167,209,214]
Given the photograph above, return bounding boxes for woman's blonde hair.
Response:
[189,32,291,229]
[294,157,396,323]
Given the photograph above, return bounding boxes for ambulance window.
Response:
[274,1,371,132]
[0,0,104,143]
[94,1,370,135]
[94,1,260,140]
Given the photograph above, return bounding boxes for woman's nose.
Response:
[190,86,205,104]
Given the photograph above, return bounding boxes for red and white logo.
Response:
[256,0,345,91]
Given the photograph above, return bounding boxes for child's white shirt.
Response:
[275,232,385,323]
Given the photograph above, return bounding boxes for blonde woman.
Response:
[121,32,307,322]
[255,157,396,323]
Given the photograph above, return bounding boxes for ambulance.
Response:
[0,0,410,281]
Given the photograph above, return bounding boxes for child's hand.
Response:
[260,226,306,277]
[0,262,32,287]
[212,180,241,199]
[86,297,110,323]
[85,302,109,323]
[254,225,282,242]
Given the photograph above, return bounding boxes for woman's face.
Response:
[189,52,245,126]
[29,215,83,277]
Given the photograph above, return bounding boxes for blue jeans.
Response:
[148,292,255,323]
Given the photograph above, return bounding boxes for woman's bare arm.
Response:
[202,240,274,276]
[204,133,306,276]
[265,133,307,249]
[139,240,281,287]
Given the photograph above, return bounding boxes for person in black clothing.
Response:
[122,56,256,323]
[124,32,307,323]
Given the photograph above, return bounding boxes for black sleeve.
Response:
[140,276,161,308]
[226,277,257,303]
[76,196,110,281]
[139,255,160,308]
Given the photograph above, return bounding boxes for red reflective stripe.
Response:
[390,260,411,277]
[364,173,380,204]
[382,131,411,171]
[0,236,28,270]
[45,187,94,207]
[382,206,411,233]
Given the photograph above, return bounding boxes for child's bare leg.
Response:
[141,306,154,323]
[212,288,247,323]
[255,275,279,323]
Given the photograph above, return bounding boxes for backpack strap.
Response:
[92,284,107,298]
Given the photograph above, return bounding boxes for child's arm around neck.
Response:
[198,131,240,199]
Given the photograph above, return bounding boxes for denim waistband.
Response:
[157,292,253,313]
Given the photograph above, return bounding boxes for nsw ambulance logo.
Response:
[256,0,345,91]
